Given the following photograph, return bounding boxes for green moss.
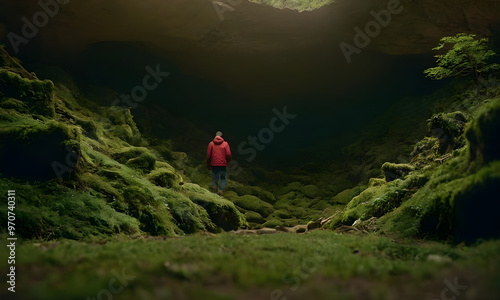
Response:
[381,162,415,182]
[411,137,440,167]
[80,172,122,200]
[148,167,181,188]
[125,152,156,172]
[0,97,29,112]
[271,209,293,219]
[0,50,6,67]
[368,178,386,187]
[0,120,81,181]
[0,69,54,116]
[232,195,274,218]
[262,218,283,228]
[158,189,213,234]
[0,179,141,240]
[380,160,500,243]
[111,147,157,172]
[331,179,408,227]
[75,118,99,139]
[183,183,247,231]
[300,184,324,199]
[428,111,467,154]
[465,98,500,164]
[226,183,277,204]
[331,187,364,204]
[244,211,265,224]
[120,185,176,236]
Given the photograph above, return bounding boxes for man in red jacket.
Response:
[207,131,232,195]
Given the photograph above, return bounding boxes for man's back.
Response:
[207,136,231,166]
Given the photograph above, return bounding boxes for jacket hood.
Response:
[213,136,224,145]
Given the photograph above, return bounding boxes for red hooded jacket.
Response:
[207,136,232,167]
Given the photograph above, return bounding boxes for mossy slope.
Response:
[329,95,500,244]
[0,47,246,239]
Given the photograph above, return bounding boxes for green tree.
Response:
[424,33,500,96]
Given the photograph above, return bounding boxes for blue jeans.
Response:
[211,166,227,191]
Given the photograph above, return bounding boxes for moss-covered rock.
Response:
[380,160,500,243]
[232,195,274,218]
[465,98,500,164]
[148,162,182,188]
[330,187,363,205]
[148,167,181,188]
[330,179,408,228]
[244,211,265,224]
[183,183,247,231]
[0,121,81,181]
[262,218,283,228]
[271,209,293,219]
[411,137,440,167]
[120,185,176,236]
[428,111,467,154]
[381,162,415,182]
[0,97,29,113]
[0,69,54,116]
[158,189,215,234]
[111,147,157,172]
[226,183,277,205]
[125,152,156,172]
[368,178,386,187]
[300,184,324,199]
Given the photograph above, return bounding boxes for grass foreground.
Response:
[1,230,499,300]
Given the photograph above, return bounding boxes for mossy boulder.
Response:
[428,111,467,154]
[271,209,293,219]
[380,161,500,243]
[159,189,215,234]
[75,118,99,140]
[465,99,500,164]
[381,162,415,182]
[106,107,140,133]
[262,218,283,228]
[411,137,440,167]
[368,178,386,187]
[244,211,265,224]
[125,152,156,172]
[148,167,181,188]
[330,187,363,204]
[148,162,182,188]
[0,69,54,116]
[331,179,407,227]
[0,121,81,181]
[226,183,277,205]
[0,97,29,113]
[300,184,324,199]
[232,195,274,218]
[112,147,157,172]
[183,183,247,231]
[120,185,176,236]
